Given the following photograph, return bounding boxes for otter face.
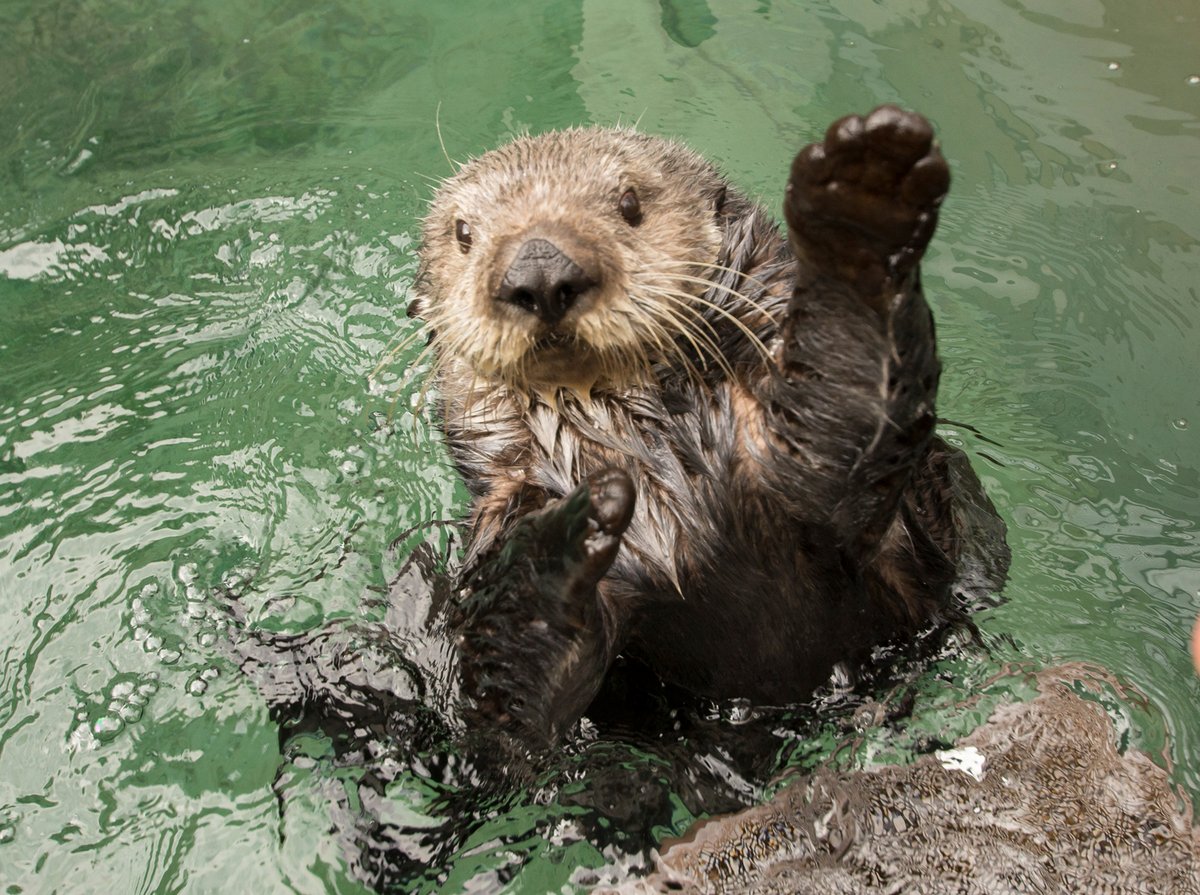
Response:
[415,128,730,395]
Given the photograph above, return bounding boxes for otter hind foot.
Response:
[785,105,950,292]
[455,469,634,753]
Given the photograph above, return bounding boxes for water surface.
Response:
[1,0,1198,891]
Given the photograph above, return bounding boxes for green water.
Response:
[1,0,1198,891]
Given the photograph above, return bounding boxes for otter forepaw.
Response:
[455,469,634,753]
[785,105,949,289]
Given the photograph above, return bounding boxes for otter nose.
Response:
[496,238,596,326]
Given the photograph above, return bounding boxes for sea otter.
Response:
[411,106,1009,753]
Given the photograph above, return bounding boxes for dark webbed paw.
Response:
[454,469,635,755]
[785,105,949,295]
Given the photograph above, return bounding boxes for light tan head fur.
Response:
[414,128,730,398]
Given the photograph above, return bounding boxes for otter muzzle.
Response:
[496,238,596,326]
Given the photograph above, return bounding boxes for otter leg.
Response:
[453,469,634,757]
[766,105,949,553]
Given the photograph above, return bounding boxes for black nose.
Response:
[496,238,596,326]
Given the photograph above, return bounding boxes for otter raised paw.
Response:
[785,105,949,293]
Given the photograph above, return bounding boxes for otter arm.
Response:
[452,470,634,760]
[758,106,948,555]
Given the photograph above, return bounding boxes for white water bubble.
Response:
[157,648,181,665]
[1188,75,1200,86]
[93,715,123,737]
[188,678,208,696]
[131,599,151,626]
[111,681,135,699]
[67,724,99,753]
[937,745,987,781]
[144,634,163,652]
[201,667,220,681]
[1107,61,1121,71]
[1172,418,1188,430]
[178,564,197,585]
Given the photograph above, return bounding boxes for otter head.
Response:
[414,128,731,397]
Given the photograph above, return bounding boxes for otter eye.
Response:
[454,219,472,253]
[618,188,642,226]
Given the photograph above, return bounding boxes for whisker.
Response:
[635,287,739,382]
[370,324,431,381]
[647,258,777,298]
[633,297,716,373]
[645,268,778,322]
[435,101,458,173]
[640,277,774,363]
[632,302,711,389]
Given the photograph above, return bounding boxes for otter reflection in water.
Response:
[411,106,1009,756]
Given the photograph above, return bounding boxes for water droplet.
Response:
[1107,162,1118,170]
[1188,75,1200,86]
[198,631,217,648]
[188,678,208,696]
[1172,418,1189,430]
[144,634,163,651]
[93,715,123,737]
[157,648,181,665]
[1107,61,1121,71]
[137,681,158,697]
[111,681,134,699]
